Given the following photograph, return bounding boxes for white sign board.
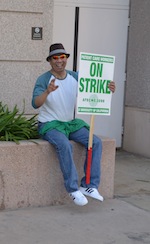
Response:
[77,52,115,115]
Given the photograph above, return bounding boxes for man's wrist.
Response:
[46,89,50,95]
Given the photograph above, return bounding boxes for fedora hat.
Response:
[46,43,70,61]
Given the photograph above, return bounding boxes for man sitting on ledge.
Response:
[32,43,115,206]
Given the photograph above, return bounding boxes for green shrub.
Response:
[0,102,39,144]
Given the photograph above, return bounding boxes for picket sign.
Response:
[77,52,115,184]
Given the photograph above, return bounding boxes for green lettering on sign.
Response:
[79,77,111,94]
[90,63,103,77]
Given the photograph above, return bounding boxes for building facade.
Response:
[0,0,53,113]
[0,0,150,157]
[123,0,150,157]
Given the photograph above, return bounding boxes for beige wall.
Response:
[123,0,150,157]
[123,107,150,158]
[0,0,54,114]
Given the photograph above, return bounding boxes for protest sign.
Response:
[77,52,115,116]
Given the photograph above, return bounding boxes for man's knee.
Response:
[57,139,73,152]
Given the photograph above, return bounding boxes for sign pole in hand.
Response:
[86,115,95,184]
[77,52,115,184]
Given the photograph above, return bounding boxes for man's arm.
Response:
[34,79,59,108]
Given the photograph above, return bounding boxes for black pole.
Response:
[73,7,79,71]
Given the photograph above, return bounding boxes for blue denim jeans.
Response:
[38,122,102,193]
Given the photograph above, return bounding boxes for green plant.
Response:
[0,102,39,144]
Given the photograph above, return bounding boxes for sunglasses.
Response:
[52,54,67,60]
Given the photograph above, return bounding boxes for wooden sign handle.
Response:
[88,115,95,149]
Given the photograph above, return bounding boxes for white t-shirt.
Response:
[38,74,78,122]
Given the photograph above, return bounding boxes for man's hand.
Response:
[108,81,116,93]
[34,79,59,108]
[47,79,59,94]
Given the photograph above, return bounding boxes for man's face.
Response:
[49,54,68,73]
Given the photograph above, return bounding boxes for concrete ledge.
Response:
[0,137,116,210]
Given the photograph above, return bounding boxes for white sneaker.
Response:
[79,187,104,202]
[69,190,88,206]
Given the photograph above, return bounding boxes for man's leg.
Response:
[42,129,79,193]
[69,127,102,189]
[42,129,88,205]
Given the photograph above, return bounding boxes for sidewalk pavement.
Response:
[0,150,150,244]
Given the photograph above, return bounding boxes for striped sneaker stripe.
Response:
[85,188,94,194]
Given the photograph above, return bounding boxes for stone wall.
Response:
[123,0,150,157]
[0,0,54,114]
[0,137,116,210]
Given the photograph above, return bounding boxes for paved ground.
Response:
[114,150,150,212]
[0,150,150,244]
